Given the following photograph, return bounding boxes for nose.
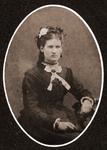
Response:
[52,47,57,53]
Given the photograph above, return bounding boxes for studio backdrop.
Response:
[4,6,102,120]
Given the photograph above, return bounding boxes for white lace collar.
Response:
[42,62,62,73]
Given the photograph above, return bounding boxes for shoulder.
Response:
[61,66,73,75]
[22,66,42,84]
[24,65,39,78]
[22,66,42,88]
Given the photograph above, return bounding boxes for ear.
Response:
[40,46,44,52]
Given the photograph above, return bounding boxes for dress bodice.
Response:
[23,65,70,108]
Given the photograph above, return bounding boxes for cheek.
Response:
[43,49,51,57]
[59,48,62,55]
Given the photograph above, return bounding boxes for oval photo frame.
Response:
[3,5,104,147]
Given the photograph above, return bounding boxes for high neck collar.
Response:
[41,62,62,73]
[43,60,58,65]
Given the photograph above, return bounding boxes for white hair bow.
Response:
[39,28,48,38]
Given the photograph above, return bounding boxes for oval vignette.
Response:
[3,5,104,147]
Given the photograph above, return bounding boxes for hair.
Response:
[35,26,64,66]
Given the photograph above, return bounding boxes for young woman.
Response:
[19,26,95,145]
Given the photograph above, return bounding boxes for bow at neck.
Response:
[42,62,71,91]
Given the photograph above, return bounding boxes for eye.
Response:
[48,45,53,48]
[56,45,61,48]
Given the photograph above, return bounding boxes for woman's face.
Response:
[41,38,62,64]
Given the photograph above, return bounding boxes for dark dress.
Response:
[19,63,94,145]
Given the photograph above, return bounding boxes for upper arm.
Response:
[22,72,41,110]
[67,68,93,100]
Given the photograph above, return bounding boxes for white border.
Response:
[3,4,104,148]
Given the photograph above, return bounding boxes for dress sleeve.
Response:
[67,68,94,101]
[22,72,56,127]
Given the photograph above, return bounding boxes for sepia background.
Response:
[4,6,102,118]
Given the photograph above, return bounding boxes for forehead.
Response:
[45,38,62,45]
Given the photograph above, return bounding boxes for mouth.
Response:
[51,55,57,58]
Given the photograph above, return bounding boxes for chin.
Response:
[51,57,60,61]
[48,60,58,64]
